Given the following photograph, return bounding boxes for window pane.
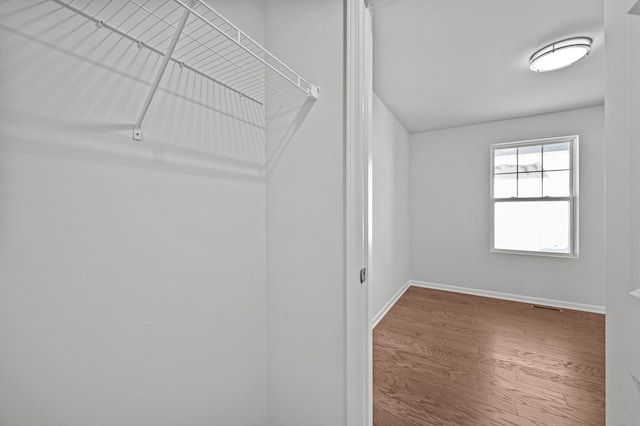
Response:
[543,142,570,171]
[494,174,517,198]
[543,170,570,197]
[518,145,542,172]
[494,148,517,174]
[518,172,542,197]
[494,201,570,253]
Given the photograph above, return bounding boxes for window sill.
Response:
[490,248,578,259]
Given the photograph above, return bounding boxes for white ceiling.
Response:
[371,0,605,133]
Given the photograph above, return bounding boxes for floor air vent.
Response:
[531,304,563,312]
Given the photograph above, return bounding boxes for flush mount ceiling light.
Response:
[529,37,592,72]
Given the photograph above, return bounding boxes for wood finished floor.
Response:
[373,287,605,426]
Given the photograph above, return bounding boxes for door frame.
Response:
[345,0,373,425]
[604,1,640,423]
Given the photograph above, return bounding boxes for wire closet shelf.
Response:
[50,0,319,139]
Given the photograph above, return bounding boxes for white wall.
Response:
[265,0,346,424]
[370,93,411,322]
[0,1,267,425]
[410,105,605,307]
[604,0,640,423]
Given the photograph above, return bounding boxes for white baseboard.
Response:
[371,281,411,329]
[370,280,605,331]
[409,280,606,314]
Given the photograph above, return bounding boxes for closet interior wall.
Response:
[265,1,347,425]
[0,1,268,425]
[0,0,347,424]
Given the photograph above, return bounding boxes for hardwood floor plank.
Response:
[373,287,605,426]
[375,328,520,381]
[515,349,605,381]
[515,400,604,426]
[375,363,519,422]
[564,391,607,413]
[375,322,481,354]
[515,365,605,400]
[374,345,519,411]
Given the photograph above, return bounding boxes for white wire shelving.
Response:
[49,0,319,140]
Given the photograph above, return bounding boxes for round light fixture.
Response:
[529,37,592,72]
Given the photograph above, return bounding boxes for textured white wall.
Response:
[265,0,346,425]
[370,93,411,322]
[0,1,267,425]
[410,105,606,307]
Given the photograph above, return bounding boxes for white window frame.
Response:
[490,135,579,258]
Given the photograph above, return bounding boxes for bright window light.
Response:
[490,136,579,257]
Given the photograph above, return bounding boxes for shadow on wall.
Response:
[0,0,315,181]
[264,95,315,176]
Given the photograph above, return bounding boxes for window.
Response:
[490,136,578,257]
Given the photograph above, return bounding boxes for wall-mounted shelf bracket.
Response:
[309,85,321,99]
[133,126,142,141]
[133,1,193,140]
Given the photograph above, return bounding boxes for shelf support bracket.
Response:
[309,85,320,100]
[133,1,193,140]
